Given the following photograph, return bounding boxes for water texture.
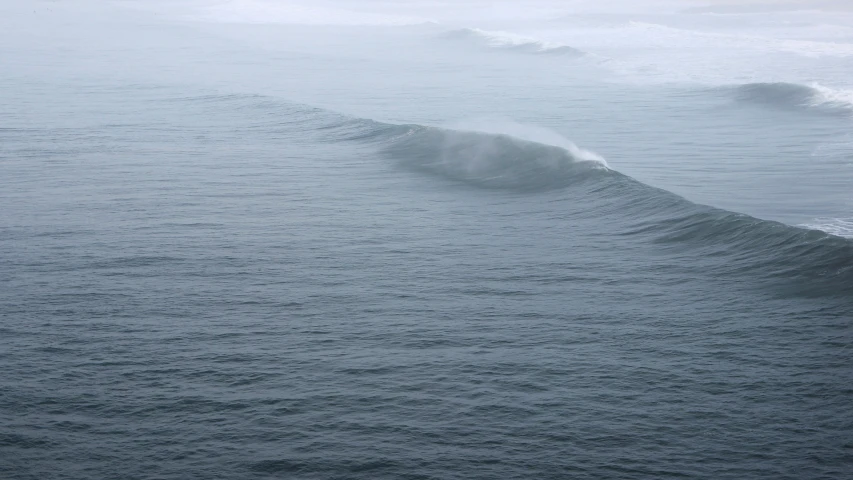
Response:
[1,1,852,479]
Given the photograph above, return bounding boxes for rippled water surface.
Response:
[1,1,852,479]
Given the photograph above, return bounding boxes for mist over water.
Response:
[2,1,852,479]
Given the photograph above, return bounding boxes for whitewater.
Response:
[1,1,851,479]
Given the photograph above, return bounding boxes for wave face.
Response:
[379,126,608,190]
[445,28,584,56]
[633,203,853,298]
[729,82,853,114]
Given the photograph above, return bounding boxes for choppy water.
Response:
[2,1,852,479]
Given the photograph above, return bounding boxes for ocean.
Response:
[1,1,852,478]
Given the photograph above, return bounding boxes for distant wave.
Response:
[444,28,585,56]
[163,91,853,299]
[726,82,853,115]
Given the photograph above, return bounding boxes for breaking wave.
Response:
[380,125,608,190]
[444,28,584,56]
[727,82,853,115]
[165,91,853,299]
[376,123,852,298]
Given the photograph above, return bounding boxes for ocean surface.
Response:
[1,1,852,478]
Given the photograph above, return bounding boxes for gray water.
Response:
[2,1,852,479]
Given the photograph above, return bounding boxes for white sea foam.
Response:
[809,83,853,110]
[537,19,853,85]
[802,218,853,238]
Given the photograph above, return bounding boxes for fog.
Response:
[2,1,852,478]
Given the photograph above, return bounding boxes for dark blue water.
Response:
[2,2,853,479]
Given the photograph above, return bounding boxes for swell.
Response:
[724,82,853,115]
[171,91,853,300]
[443,28,585,56]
